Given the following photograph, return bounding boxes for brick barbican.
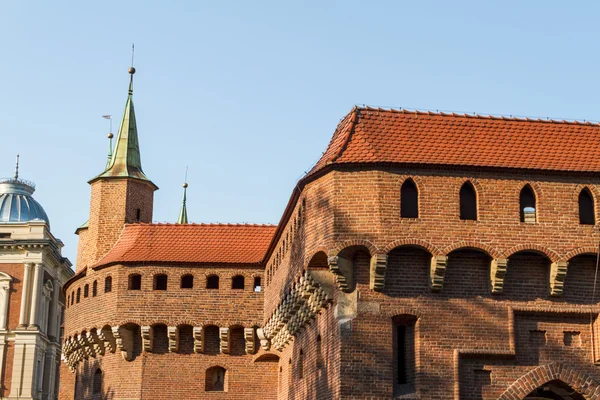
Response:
[59,70,600,400]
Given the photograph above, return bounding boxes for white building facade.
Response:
[0,174,72,400]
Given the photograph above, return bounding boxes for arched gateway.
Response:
[499,364,599,400]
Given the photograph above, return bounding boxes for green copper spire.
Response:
[90,67,154,186]
[177,182,189,224]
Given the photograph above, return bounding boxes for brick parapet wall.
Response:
[64,264,264,336]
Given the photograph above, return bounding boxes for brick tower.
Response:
[75,67,158,271]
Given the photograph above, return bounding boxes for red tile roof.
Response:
[93,223,277,268]
[309,107,600,175]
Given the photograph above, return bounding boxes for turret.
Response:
[76,67,158,271]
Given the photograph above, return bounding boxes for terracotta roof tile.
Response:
[93,223,277,268]
[309,107,600,175]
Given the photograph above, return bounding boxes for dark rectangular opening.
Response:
[154,275,167,290]
[253,277,261,292]
[129,274,141,290]
[397,325,406,384]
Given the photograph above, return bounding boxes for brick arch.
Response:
[174,270,196,279]
[303,248,330,270]
[395,174,425,193]
[228,322,247,329]
[175,320,197,328]
[498,363,600,400]
[147,321,170,327]
[381,307,423,319]
[114,319,143,327]
[459,177,484,196]
[572,184,600,202]
[443,241,502,258]
[328,240,379,257]
[520,181,543,200]
[200,321,223,328]
[383,239,440,255]
[504,244,560,262]
[565,246,599,261]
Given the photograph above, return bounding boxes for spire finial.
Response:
[14,154,19,179]
[103,115,113,169]
[177,167,189,224]
[128,44,135,96]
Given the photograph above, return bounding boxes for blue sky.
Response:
[1,1,599,264]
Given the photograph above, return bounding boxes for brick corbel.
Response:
[244,328,256,354]
[141,326,153,353]
[490,258,508,294]
[550,261,569,296]
[219,327,230,354]
[167,326,179,353]
[430,255,448,292]
[370,253,388,291]
[328,255,353,292]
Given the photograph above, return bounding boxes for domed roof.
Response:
[0,177,49,227]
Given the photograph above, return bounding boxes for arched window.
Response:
[83,284,89,298]
[128,274,141,291]
[206,275,219,289]
[76,288,81,303]
[205,366,227,392]
[92,368,102,394]
[459,181,477,221]
[400,179,418,218]
[298,349,304,379]
[231,275,244,290]
[153,274,167,291]
[316,335,324,369]
[579,188,595,225]
[104,276,112,293]
[92,280,97,297]
[520,185,536,223]
[70,292,74,306]
[181,274,194,289]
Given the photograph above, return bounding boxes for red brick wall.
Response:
[82,179,154,270]
[264,167,600,399]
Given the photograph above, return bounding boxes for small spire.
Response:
[14,154,19,179]
[91,64,155,188]
[103,115,113,169]
[177,181,189,224]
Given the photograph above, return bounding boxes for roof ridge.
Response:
[124,222,277,227]
[357,106,600,127]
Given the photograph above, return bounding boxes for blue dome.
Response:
[0,178,49,227]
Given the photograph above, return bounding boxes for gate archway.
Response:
[498,363,599,400]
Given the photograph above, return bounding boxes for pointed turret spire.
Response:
[91,66,154,186]
[177,182,189,224]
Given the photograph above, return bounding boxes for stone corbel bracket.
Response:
[244,328,256,354]
[112,326,133,361]
[141,326,153,353]
[88,330,105,356]
[370,253,388,291]
[430,255,448,292]
[193,326,204,353]
[219,327,230,354]
[328,255,353,292]
[98,328,116,354]
[256,328,270,351]
[167,326,179,353]
[490,258,508,294]
[550,261,569,296]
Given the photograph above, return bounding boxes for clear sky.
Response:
[1,1,599,264]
